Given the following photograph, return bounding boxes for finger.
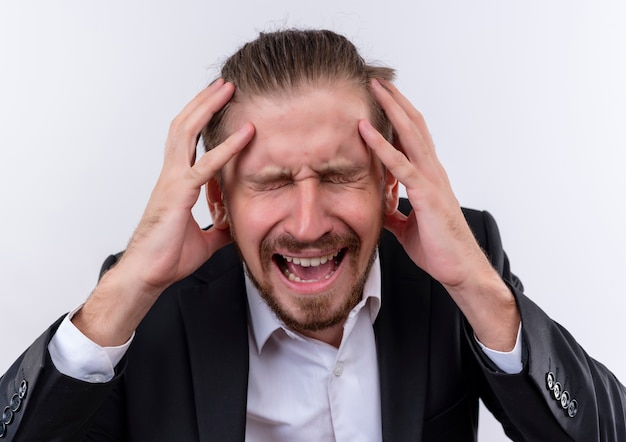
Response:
[177,81,235,139]
[186,122,255,187]
[175,78,226,124]
[370,79,432,163]
[165,81,236,167]
[359,119,421,189]
[377,79,434,147]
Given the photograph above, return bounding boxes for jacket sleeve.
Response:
[466,209,626,441]
[0,254,126,441]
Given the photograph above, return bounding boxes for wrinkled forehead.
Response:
[223,84,376,175]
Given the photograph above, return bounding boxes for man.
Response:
[1,29,624,441]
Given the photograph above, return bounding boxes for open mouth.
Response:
[273,249,346,283]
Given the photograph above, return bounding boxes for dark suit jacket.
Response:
[2,204,626,441]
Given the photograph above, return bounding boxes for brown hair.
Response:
[201,29,395,152]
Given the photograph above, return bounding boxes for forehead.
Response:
[225,84,373,174]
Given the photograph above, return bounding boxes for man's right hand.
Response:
[72,79,255,346]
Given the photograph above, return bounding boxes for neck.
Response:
[300,322,344,348]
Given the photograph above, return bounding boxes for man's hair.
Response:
[201,29,395,152]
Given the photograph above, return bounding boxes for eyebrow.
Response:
[243,169,293,185]
[316,164,368,180]
[244,164,368,184]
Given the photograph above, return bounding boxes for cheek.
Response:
[343,185,385,219]
[228,196,281,246]
[338,195,384,242]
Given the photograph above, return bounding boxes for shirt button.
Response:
[333,362,344,377]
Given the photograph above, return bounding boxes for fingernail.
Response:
[239,122,254,135]
[359,119,374,132]
[372,78,392,94]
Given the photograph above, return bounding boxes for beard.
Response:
[234,227,382,334]
[225,183,389,334]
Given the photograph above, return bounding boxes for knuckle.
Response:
[169,116,183,134]
[169,116,195,140]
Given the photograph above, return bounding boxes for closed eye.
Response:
[250,180,293,191]
[320,168,367,185]
[322,175,357,184]
[245,170,294,191]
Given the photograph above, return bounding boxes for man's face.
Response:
[212,83,397,336]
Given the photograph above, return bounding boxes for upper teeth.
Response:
[282,251,339,267]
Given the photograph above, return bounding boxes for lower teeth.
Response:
[284,269,335,283]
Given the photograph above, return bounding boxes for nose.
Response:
[284,179,333,243]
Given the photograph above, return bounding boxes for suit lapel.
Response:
[177,246,250,442]
[376,230,432,441]
[174,227,433,441]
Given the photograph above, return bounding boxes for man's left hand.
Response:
[358,79,520,351]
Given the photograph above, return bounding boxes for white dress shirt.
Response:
[244,259,383,441]
[48,254,522,441]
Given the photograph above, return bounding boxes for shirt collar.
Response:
[245,253,382,354]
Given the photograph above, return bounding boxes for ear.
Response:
[206,177,229,230]
[383,169,399,215]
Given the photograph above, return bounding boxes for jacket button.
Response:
[9,394,21,413]
[560,390,570,409]
[1,407,12,426]
[553,382,562,400]
[546,372,556,390]
[568,399,578,418]
[18,380,27,399]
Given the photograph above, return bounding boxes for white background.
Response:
[1,1,625,440]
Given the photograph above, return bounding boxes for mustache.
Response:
[261,232,360,259]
